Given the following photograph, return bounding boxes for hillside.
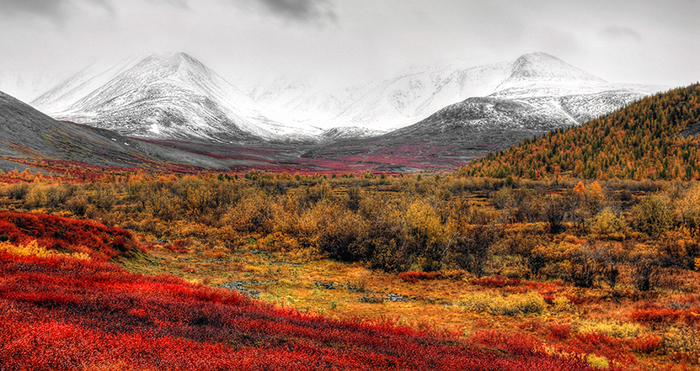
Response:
[0,90,230,170]
[459,84,700,180]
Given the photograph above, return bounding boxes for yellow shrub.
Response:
[532,241,577,261]
[587,354,609,369]
[553,296,572,312]
[0,240,89,260]
[244,265,265,274]
[589,208,627,240]
[577,320,642,339]
[25,184,50,208]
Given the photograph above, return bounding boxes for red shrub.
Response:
[470,275,521,288]
[547,324,572,340]
[398,271,438,283]
[630,308,700,326]
[630,336,661,354]
[0,211,142,260]
[568,332,636,366]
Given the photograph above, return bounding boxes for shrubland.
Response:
[2,171,699,281]
[2,169,700,368]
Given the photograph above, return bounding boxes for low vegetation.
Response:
[2,167,700,369]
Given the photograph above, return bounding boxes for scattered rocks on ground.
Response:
[312,280,448,305]
[220,280,278,300]
[386,293,409,302]
[358,296,385,304]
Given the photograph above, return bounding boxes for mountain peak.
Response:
[515,52,561,63]
[508,52,606,85]
[139,51,207,70]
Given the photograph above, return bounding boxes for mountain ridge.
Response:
[31,52,667,147]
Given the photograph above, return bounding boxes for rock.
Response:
[358,296,384,304]
[315,281,336,290]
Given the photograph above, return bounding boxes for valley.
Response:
[0,57,697,370]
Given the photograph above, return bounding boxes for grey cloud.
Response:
[0,0,113,20]
[0,0,67,17]
[244,0,336,22]
[600,25,643,41]
[146,0,188,8]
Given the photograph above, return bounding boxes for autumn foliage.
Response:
[0,210,142,261]
[0,247,601,370]
[461,84,700,180]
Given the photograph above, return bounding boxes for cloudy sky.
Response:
[0,0,697,101]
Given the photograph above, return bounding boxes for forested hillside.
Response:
[460,84,700,180]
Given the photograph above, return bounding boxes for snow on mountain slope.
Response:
[31,57,141,114]
[32,53,319,142]
[246,52,665,135]
[31,51,668,145]
[242,61,514,133]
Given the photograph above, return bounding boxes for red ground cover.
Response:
[0,252,603,370]
[0,212,624,370]
[0,211,142,261]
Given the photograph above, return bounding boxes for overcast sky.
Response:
[0,0,697,100]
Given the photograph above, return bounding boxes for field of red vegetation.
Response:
[0,212,604,370]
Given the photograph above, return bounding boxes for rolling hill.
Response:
[458,83,700,180]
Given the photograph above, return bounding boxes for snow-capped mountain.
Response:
[396,53,664,136]
[295,53,669,164]
[32,53,320,143]
[32,51,666,146]
[245,52,664,135]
